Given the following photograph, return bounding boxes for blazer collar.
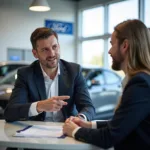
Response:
[58,60,70,96]
[33,60,69,100]
[40,63,61,79]
[34,61,47,100]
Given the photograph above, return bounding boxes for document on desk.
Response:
[14,125,64,138]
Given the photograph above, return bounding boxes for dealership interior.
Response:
[0,0,150,150]
[0,0,149,66]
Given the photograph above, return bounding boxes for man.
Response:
[63,19,150,150]
[4,27,95,122]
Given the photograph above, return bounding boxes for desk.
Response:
[0,120,103,150]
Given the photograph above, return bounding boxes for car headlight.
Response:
[0,88,12,95]
[6,88,12,94]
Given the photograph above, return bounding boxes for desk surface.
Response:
[0,120,102,150]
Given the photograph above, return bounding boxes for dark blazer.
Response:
[4,59,95,122]
[75,72,150,150]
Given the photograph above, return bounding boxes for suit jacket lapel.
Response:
[33,60,70,101]
[58,61,70,96]
[34,61,47,100]
[59,61,70,119]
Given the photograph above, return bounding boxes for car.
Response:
[0,61,30,79]
[0,66,122,120]
[0,69,18,118]
[82,66,122,120]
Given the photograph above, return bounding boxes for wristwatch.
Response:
[77,114,86,120]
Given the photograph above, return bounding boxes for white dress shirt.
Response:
[28,63,64,122]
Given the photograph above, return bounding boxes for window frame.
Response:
[77,0,146,71]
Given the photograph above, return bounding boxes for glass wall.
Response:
[108,0,138,33]
[79,0,148,75]
[82,7,104,37]
[78,0,150,75]
[82,39,104,66]
[144,0,150,27]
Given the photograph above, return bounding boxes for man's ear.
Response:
[32,49,38,59]
[121,39,129,53]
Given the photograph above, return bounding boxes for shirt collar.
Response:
[40,63,60,79]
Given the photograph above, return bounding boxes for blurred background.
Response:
[0,0,149,120]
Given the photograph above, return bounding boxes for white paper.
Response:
[14,125,63,138]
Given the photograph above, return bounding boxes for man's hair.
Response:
[114,19,150,77]
[30,27,58,50]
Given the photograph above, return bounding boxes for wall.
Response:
[0,0,77,62]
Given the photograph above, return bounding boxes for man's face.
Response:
[109,31,125,71]
[32,35,60,69]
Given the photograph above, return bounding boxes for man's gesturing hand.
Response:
[37,96,70,112]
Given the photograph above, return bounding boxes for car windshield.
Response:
[0,70,17,85]
[0,63,28,77]
[82,68,91,78]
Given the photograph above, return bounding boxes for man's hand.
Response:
[36,96,70,112]
[65,116,92,128]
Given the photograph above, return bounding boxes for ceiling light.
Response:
[29,0,50,12]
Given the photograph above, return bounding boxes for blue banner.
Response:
[45,20,73,35]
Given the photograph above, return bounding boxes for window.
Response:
[88,71,105,86]
[82,68,91,77]
[104,71,120,84]
[0,64,29,77]
[79,0,140,72]
[108,0,138,33]
[0,70,17,85]
[144,0,150,27]
[82,40,104,66]
[8,48,35,61]
[0,66,8,76]
[107,38,112,68]
[82,7,104,37]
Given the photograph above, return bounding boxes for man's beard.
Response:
[40,55,60,69]
[45,57,59,69]
[111,50,124,71]
[112,60,122,71]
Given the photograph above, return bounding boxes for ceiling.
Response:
[64,0,82,2]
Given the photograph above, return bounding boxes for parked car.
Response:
[82,66,122,120]
[0,61,30,79]
[0,69,18,117]
[0,66,122,120]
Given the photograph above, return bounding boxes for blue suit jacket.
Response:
[75,72,150,150]
[4,59,95,122]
